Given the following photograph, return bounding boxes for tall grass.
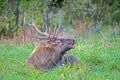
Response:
[0,34,120,80]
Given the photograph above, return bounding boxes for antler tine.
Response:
[45,24,48,34]
[31,21,49,37]
[52,24,57,39]
[54,22,62,38]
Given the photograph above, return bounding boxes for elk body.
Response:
[26,21,80,71]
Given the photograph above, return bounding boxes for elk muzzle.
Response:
[57,38,76,51]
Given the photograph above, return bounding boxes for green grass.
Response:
[0,35,120,80]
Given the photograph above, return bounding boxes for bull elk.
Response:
[26,21,80,71]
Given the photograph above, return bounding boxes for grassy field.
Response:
[0,34,120,80]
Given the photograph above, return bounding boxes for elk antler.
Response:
[28,22,50,40]
[54,22,62,38]
[28,20,62,40]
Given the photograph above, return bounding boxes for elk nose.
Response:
[71,39,75,44]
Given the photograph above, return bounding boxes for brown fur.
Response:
[26,38,76,71]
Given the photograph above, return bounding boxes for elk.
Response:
[26,21,80,71]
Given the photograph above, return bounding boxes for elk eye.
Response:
[55,40,62,45]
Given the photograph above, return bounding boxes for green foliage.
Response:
[0,34,120,80]
[0,1,18,38]
[0,0,120,38]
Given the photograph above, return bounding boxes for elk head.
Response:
[28,21,75,54]
[27,21,76,71]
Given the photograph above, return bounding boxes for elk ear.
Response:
[55,40,63,46]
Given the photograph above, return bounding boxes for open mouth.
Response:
[62,43,75,55]
[69,44,75,49]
